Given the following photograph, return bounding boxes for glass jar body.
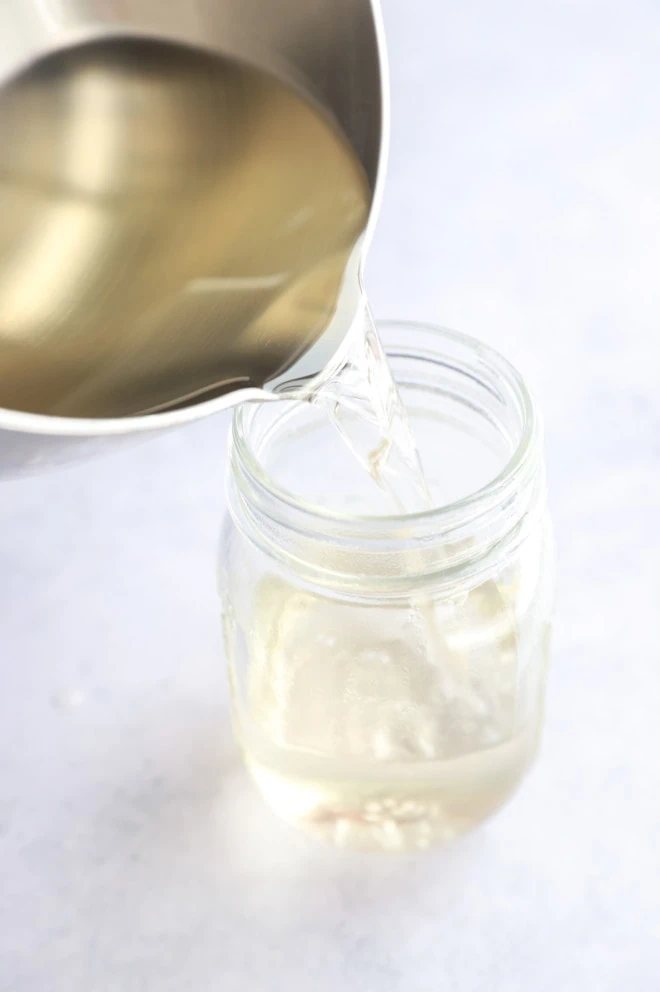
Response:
[219,323,554,851]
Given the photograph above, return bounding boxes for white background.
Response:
[1,1,659,988]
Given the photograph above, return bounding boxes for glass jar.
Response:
[219,322,554,851]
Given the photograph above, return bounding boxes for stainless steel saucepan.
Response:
[0,0,387,474]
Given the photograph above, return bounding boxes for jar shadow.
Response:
[83,705,490,939]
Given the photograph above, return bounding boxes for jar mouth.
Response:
[232,321,539,534]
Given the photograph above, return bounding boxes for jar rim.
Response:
[231,321,539,536]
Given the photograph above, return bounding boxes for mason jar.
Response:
[219,322,554,851]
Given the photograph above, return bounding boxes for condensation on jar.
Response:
[219,322,554,852]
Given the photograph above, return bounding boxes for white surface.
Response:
[2,2,659,989]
